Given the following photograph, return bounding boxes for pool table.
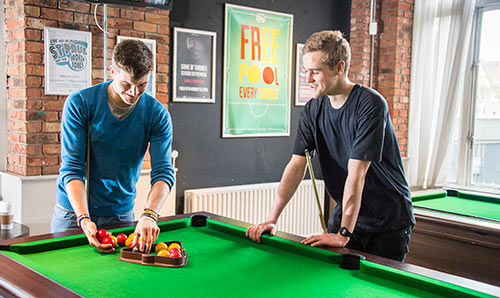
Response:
[407,189,500,286]
[1,212,499,298]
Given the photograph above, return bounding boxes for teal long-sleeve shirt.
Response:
[56,81,175,216]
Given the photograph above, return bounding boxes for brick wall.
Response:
[5,0,411,176]
[349,0,413,156]
[5,0,170,176]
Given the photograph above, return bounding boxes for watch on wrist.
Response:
[339,227,353,237]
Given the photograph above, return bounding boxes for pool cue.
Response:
[305,149,328,234]
[86,122,90,210]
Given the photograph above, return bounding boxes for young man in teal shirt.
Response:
[52,39,175,254]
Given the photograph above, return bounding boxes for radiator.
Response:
[184,180,325,237]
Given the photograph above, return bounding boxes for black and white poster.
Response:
[173,28,216,103]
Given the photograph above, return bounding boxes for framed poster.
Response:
[44,27,92,95]
[116,36,156,97]
[173,27,216,103]
[223,4,293,137]
[295,43,313,106]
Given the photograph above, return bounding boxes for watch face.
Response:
[340,227,351,237]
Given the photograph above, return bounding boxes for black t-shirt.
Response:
[294,84,415,233]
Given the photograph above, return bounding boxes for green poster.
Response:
[223,4,293,137]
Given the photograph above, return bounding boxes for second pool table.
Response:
[412,189,500,221]
[1,212,499,298]
[407,189,500,286]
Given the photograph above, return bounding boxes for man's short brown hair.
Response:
[303,30,351,74]
[112,39,153,80]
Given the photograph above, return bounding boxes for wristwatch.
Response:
[339,227,353,238]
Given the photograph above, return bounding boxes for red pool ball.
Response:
[116,234,127,246]
[169,250,181,258]
[101,236,113,246]
[96,229,108,242]
[169,248,180,255]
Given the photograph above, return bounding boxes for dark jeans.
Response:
[344,225,413,262]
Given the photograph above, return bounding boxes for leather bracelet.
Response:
[77,215,91,227]
[142,209,159,221]
[141,212,158,222]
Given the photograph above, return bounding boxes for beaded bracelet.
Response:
[141,212,158,222]
[142,211,158,220]
[143,208,159,218]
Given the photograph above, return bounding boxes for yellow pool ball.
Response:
[110,235,118,247]
[157,249,170,257]
[168,243,181,251]
[125,237,133,248]
[155,242,168,253]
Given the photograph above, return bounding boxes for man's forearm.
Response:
[340,159,370,232]
[65,179,89,217]
[340,177,363,233]
[144,180,171,213]
[267,155,307,223]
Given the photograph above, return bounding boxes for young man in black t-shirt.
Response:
[246,30,415,262]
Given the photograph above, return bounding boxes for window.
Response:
[447,1,500,191]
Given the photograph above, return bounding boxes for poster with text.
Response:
[117,36,156,97]
[44,27,92,95]
[173,28,216,103]
[295,43,313,106]
[223,4,293,137]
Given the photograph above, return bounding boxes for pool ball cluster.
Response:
[95,229,131,248]
[154,242,182,258]
[96,229,183,258]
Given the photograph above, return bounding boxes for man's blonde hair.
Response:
[303,30,351,74]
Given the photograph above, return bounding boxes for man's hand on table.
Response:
[246,221,277,243]
[80,219,114,253]
[301,233,349,248]
[131,217,160,254]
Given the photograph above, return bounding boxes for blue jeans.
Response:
[50,203,135,233]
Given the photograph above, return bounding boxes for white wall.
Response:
[0,170,176,236]
[0,172,55,235]
[133,170,177,219]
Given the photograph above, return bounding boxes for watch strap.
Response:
[339,227,353,237]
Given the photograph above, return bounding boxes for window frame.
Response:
[451,0,500,192]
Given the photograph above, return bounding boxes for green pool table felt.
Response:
[1,218,494,298]
[412,190,500,221]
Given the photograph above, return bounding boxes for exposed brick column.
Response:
[349,0,372,87]
[349,0,413,157]
[6,1,59,175]
[5,0,170,176]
